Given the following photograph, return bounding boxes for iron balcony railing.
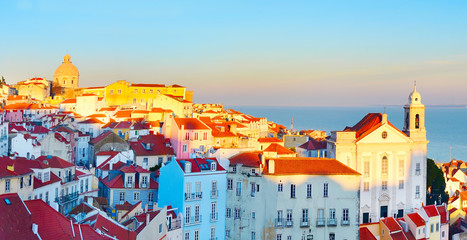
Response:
[275,218,284,228]
[316,218,325,227]
[327,218,337,226]
[285,220,293,227]
[184,192,202,201]
[62,174,75,183]
[184,215,202,226]
[55,191,79,204]
[211,190,218,199]
[341,218,350,225]
[300,218,310,227]
[168,220,181,231]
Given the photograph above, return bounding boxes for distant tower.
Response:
[290,117,294,132]
[403,83,426,142]
[53,53,79,97]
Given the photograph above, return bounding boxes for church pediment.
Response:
[358,123,412,144]
[378,193,391,202]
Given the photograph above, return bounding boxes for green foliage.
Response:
[426,158,449,205]
[149,163,162,172]
[289,147,296,152]
[0,76,5,86]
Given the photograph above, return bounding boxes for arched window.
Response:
[133,98,137,104]
[382,156,388,176]
[415,114,420,129]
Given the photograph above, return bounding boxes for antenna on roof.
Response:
[383,106,387,114]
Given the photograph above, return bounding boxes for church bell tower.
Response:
[403,84,426,142]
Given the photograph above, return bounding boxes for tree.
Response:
[426,158,449,205]
[0,76,5,86]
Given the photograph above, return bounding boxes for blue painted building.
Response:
[99,164,158,210]
[159,158,227,240]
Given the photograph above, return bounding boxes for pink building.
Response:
[167,117,212,158]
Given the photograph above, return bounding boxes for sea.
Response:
[228,105,467,163]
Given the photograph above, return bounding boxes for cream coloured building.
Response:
[53,53,79,98]
[327,86,428,223]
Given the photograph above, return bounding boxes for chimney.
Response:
[32,224,38,235]
[146,213,150,226]
[268,160,275,174]
[109,162,113,170]
[382,113,388,124]
[259,153,265,166]
[145,204,148,213]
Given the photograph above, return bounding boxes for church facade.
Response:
[327,86,428,223]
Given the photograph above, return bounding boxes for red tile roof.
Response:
[174,118,210,130]
[33,172,61,189]
[299,138,327,150]
[78,118,105,124]
[176,158,226,173]
[61,98,76,104]
[130,134,175,156]
[0,156,34,178]
[436,206,448,224]
[263,143,295,155]
[115,201,136,211]
[114,110,133,119]
[31,125,50,134]
[406,212,426,227]
[423,205,439,218]
[359,227,377,240]
[344,113,407,140]
[258,137,282,143]
[54,132,70,144]
[229,152,263,168]
[0,193,39,240]
[36,155,74,169]
[381,217,402,232]
[263,158,361,175]
[100,174,158,189]
[90,131,113,144]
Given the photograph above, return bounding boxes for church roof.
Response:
[344,113,407,141]
[54,53,79,76]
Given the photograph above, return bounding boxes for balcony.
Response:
[211,190,218,199]
[210,212,218,222]
[185,215,202,226]
[316,218,325,227]
[285,220,293,227]
[55,191,79,205]
[327,218,337,226]
[168,220,181,231]
[274,218,284,228]
[300,218,310,227]
[140,182,148,188]
[126,182,134,188]
[62,174,75,184]
[209,238,218,240]
[184,192,202,201]
[341,218,350,226]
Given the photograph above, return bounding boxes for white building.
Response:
[10,133,41,159]
[327,86,428,223]
[226,153,361,240]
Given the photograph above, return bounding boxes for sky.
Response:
[1,0,467,106]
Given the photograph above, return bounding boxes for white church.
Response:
[327,85,428,223]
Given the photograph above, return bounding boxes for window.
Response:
[236,182,242,196]
[431,223,434,233]
[193,230,199,240]
[142,89,146,94]
[302,209,309,223]
[20,177,23,189]
[436,223,439,232]
[211,202,217,220]
[110,90,114,94]
[382,181,388,190]
[251,182,256,197]
[226,208,231,218]
[251,231,256,240]
[416,163,421,175]
[119,192,125,202]
[159,224,163,233]
[148,192,154,202]
[184,231,190,240]
[287,237,291,240]
[212,181,218,197]
[194,132,198,140]
[133,192,140,201]
[5,179,10,192]
[158,157,163,165]
[382,131,388,139]
[364,182,369,191]
[276,234,282,240]
[323,183,329,197]
[291,184,296,198]
[149,89,153,94]
[117,89,122,94]
[210,226,216,240]
[329,208,336,220]
[45,192,49,203]
[134,89,138,94]
[185,132,190,140]
[399,159,404,176]
[415,114,420,129]
[232,166,237,173]
[127,176,133,187]
[343,208,349,222]
[182,145,188,153]
[227,178,233,190]
[251,211,256,219]
[203,132,208,140]
[185,206,191,224]
[235,208,241,219]
[306,184,312,198]
[399,180,404,189]
[142,176,148,186]
[286,209,293,223]
[364,161,370,177]
[329,233,335,240]
[415,185,420,198]
[29,175,32,186]
[278,183,283,192]
[195,205,200,222]
[382,156,388,176]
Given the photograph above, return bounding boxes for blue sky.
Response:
[1,0,467,106]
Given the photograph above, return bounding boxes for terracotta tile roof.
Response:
[90,131,113,144]
[229,152,263,168]
[449,207,458,214]
[0,156,34,178]
[132,210,162,234]
[54,132,70,144]
[381,217,402,232]
[299,138,327,150]
[31,125,50,134]
[98,161,126,171]
[100,174,158,189]
[78,118,105,124]
[390,231,407,240]
[344,113,407,140]
[176,158,226,173]
[61,98,76,104]
[263,158,361,176]
[258,137,282,143]
[115,201,135,211]
[359,227,377,240]
[130,135,175,156]
[131,83,165,88]
[174,118,210,130]
[406,212,425,227]
[263,143,295,155]
[119,165,151,174]
[33,172,61,189]
[68,202,95,216]
[423,205,439,217]
[0,193,38,240]
[36,155,74,169]
[436,206,448,224]
[169,84,184,88]
[114,110,133,119]
[81,212,135,240]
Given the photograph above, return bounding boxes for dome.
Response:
[408,84,422,105]
[54,53,79,77]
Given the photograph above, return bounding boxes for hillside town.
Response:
[0,54,461,240]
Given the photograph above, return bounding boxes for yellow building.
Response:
[82,86,105,98]
[15,77,51,101]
